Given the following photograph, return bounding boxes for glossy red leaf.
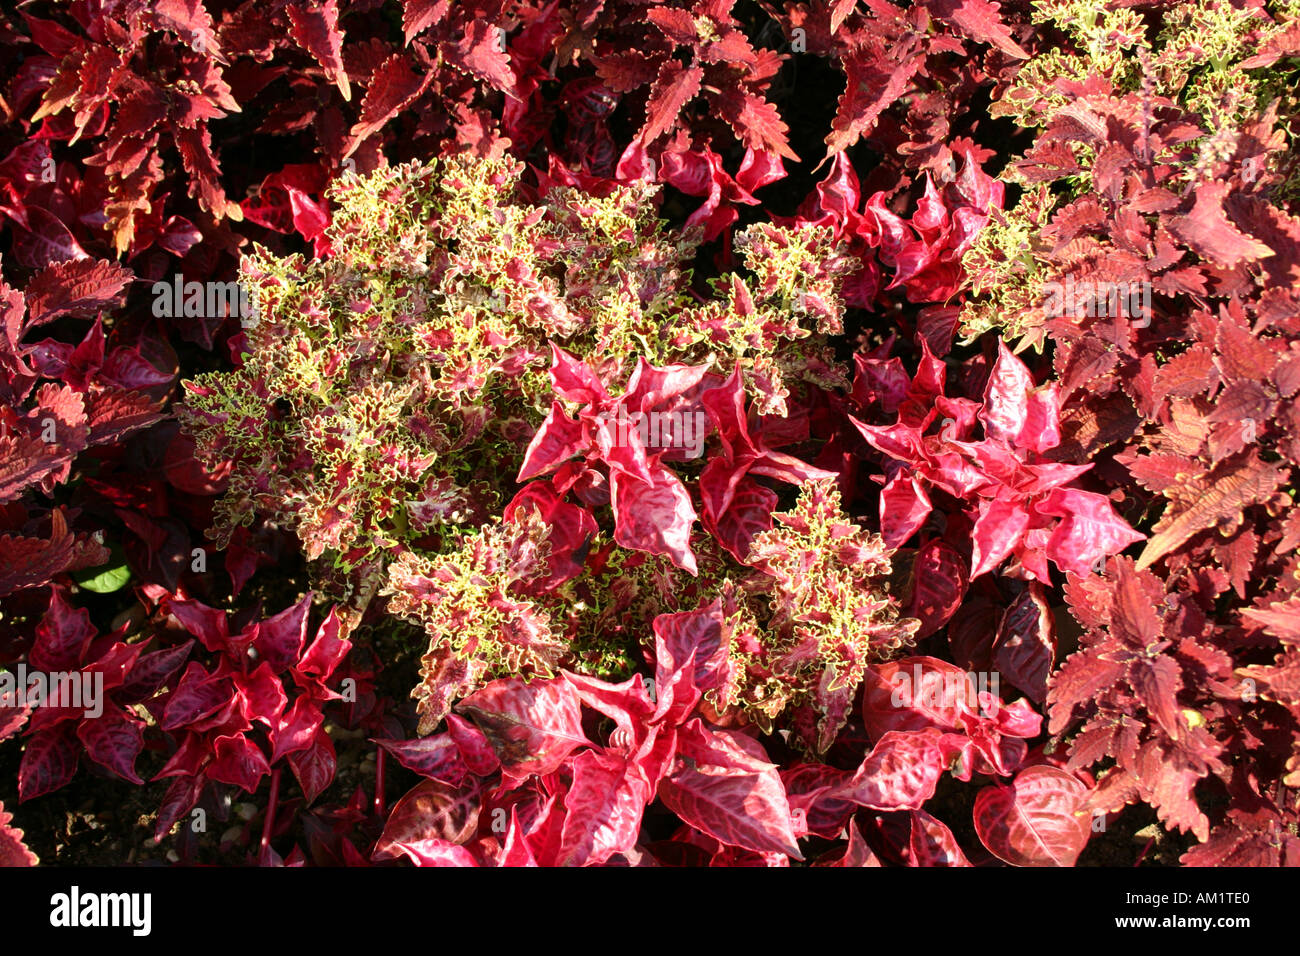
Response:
[910,539,968,637]
[558,749,652,866]
[993,582,1056,704]
[836,730,946,810]
[973,765,1091,866]
[270,695,324,763]
[296,606,351,679]
[374,734,468,785]
[374,778,481,859]
[879,472,933,549]
[457,676,589,784]
[657,720,802,860]
[287,729,336,803]
[445,713,500,776]
[18,722,80,801]
[908,809,972,866]
[76,709,145,784]
[208,733,272,793]
[250,593,311,673]
[610,465,698,574]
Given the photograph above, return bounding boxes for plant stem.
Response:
[261,768,282,861]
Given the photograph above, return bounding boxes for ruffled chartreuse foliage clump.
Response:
[962,0,1300,343]
[179,154,908,744]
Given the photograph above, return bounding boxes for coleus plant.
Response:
[142,590,358,845]
[3,584,375,864]
[9,0,1296,870]
[958,0,1300,863]
[2,0,800,271]
[850,337,1144,580]
[177,155,874,704]
[369,601,1089,866]
[0,254,176,608]
[0,704,37,866]
[758,0,1036,175]
[780,145,1006,308]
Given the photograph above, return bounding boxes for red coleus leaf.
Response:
[927,0,1030,59]
[18,721,80,801]
[657,720,803,860]
[208,733,272,793]
[0,696,29,743]
[0,512,102,599]
[909,539,968,637]
[344,53,429,160]
[610,465,699,574]
[992,582,1057,704]
[973,765,1091,866]
[826,44,926,157]
[287,0,351,100]
[0,802,38,866]
[862,656,1039,779]
[76,709,145,784]
[834,729,947,810]
[646,6,699,44]
[557,748,653,867]
[151,0,225,61]
[443,17,514,93]
[908,809,973,866]
[640,61,703,145]
[22,258,132,326]
[1167,180,1273,267]
[457,676,589,785]
[402,0,450,42]
[374,778,480,860]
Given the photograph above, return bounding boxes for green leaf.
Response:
[73,562,132,594]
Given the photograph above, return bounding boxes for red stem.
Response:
[261,768,282,859]
[374,747,387,819]
[1133,836,1156,867]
